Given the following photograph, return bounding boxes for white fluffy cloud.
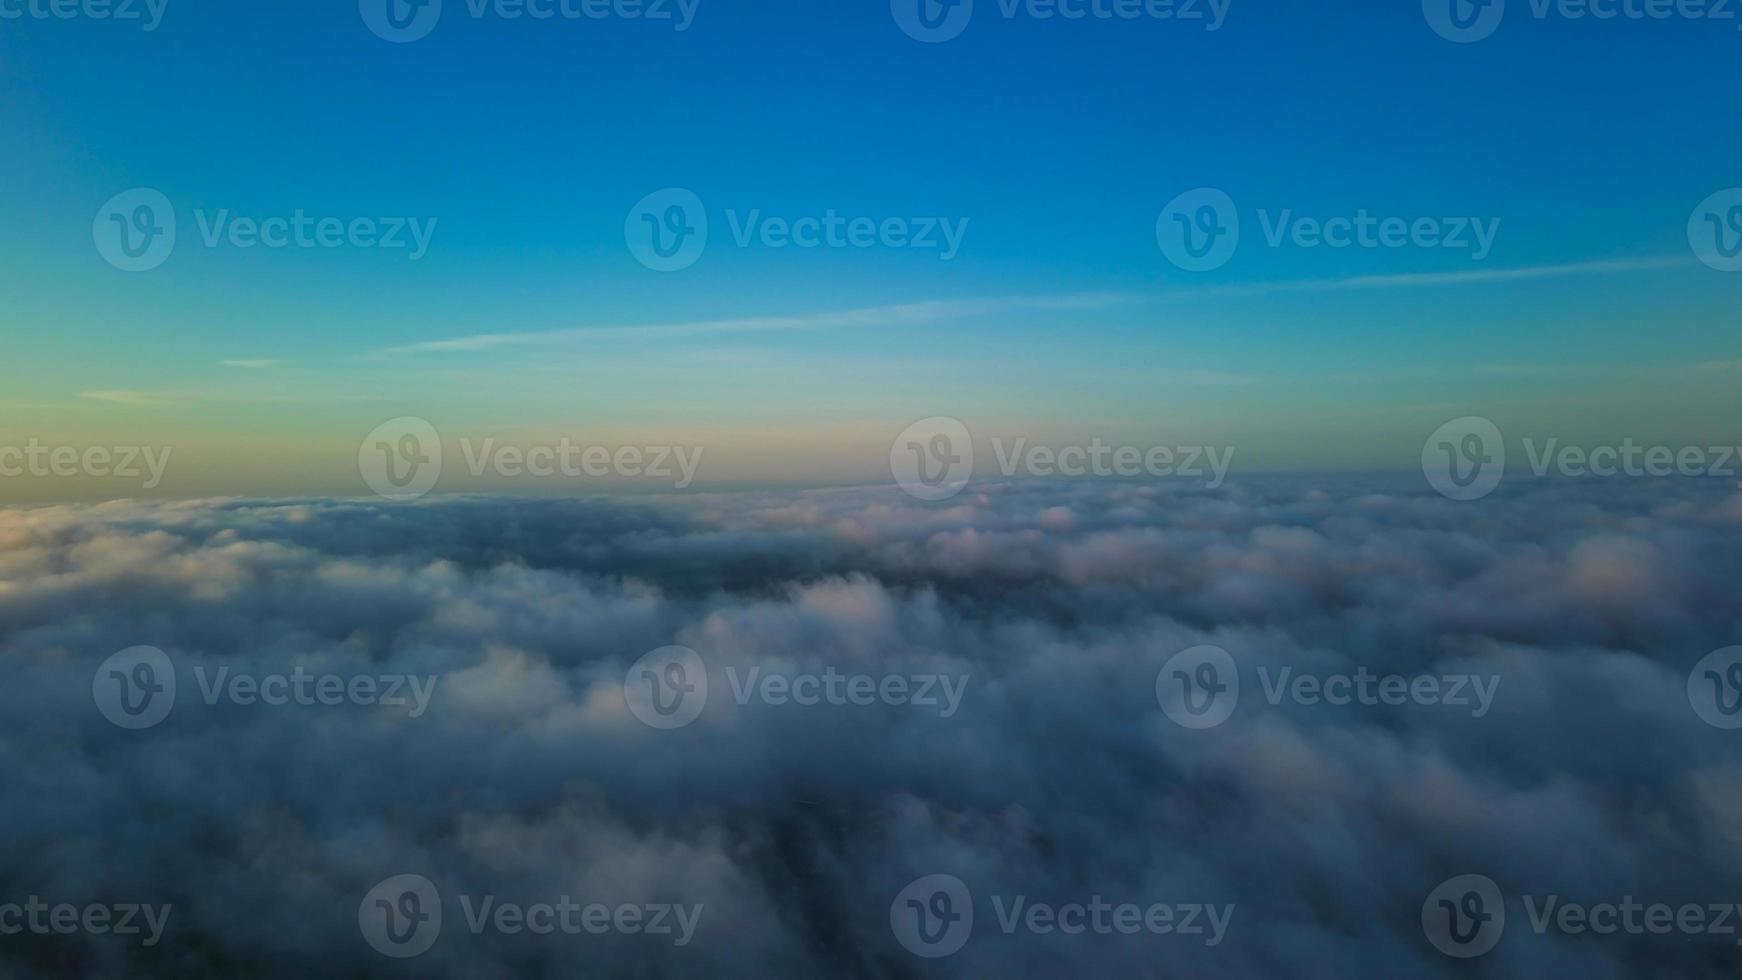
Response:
[1,478,1739,977]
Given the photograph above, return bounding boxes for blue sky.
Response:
[1,0,1739,495]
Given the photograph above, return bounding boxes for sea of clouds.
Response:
[2,476,1740,977]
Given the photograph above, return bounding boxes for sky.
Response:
[1,0,1739,498]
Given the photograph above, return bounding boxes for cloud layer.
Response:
[2,477,1740,977]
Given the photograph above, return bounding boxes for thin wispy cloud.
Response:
[78,388,360,407]
[78,390,198,407]
[377,293,1135,354]
[1196,255,1694,298]
[380,257,1691,356]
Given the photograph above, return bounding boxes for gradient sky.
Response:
[1,0,1739,498]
